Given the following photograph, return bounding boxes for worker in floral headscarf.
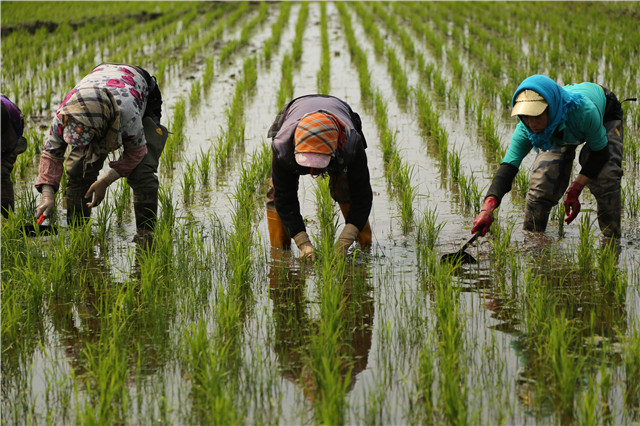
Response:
[266,95,373,259]
[1,95,28,217]
[35,63,167,235]
[472,74,628,238]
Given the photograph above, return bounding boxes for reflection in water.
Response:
[49,239,174,392]
[457,241,629,423]
[267,249,374,403]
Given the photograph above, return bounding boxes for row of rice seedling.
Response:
[262,2,292,65]
[2,2,278,419]
[358,2,639,423]
[181,142,271,422]
[276,2,309,109]
[308,177,351,423]
[337,2,416,234]
[2,5,208,117]
[357,2,483,212]
[316,1,331,95]
[2,2,638,424]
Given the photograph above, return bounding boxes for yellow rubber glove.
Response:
[293,231,315,261]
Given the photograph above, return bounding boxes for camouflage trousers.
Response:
[523,119,623,237]
[65,116,168,230]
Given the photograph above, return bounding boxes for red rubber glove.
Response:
[564,181,584,224]
[472,197,499,236]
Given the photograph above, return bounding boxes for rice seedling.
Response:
[112,179,132,224]
[577,214,597,274]
[316,1,330,95]
[2,2,638,424]
[197,147,212,186]
[181,162,197,203]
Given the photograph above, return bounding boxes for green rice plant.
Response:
[181,162,197,203]
[544,313,587,418]
[623,325,640,418]
[310,257,350,424]
[316,1,330,95]
[384,46,410,105]
[291,2,308,63]
[202,57,215,93]
[416,208,444,251]
[189,79,202,111]
[458,171,483,212]
[113,179,132,224]
[479,112,504,159]
[577,214,596,274]
[596,238,624,299]
[512,168,530,200]
[432,261,468,424]
[78,325,130,425]
[197,147,212,186]
[416,333,436,423]
[183,321,239,424]
[93,201,113,243]
[157,185,175,230]
[490,219,514,268]
[448,149,462,183]
[577,376,602,425]
[623,182,639,218]
[162,96,187,171]
[276,53,294,110]
[262,2,291,64]
[315,175,339,246]
[397,164,416,233]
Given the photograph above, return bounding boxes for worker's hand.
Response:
[293,231,315,261]
[564,181,584,225]
[35,185,56,219]
[85,169,120,208]
[335,223,359,255]
[471,196,499,236]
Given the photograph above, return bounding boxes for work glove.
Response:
[471,196,499,236]
[563,181,584,225]
[35,185,56,219]
[335,223,359,255]
[293,231,315,261]
[85,169,120,208]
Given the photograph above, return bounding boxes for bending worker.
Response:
[266,94,373,258]
[35,63,168,235]
[472,74,626,238]
[1,95,28,217]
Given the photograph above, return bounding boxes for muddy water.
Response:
[9,2,640,424]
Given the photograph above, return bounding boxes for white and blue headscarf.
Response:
[512,75,584,152]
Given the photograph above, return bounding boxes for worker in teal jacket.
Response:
[472,74,625,238]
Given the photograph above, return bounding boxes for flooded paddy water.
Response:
[2,2,639,424]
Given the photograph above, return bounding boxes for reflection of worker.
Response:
[48,250,172,384]
[266,95,373,259]
[472,75,627,238]
[1,95,28,217]
[35,63,168,235]
[480,266,627,418]
[268,258,374,401]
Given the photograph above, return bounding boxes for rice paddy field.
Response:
[2,1,639,424]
